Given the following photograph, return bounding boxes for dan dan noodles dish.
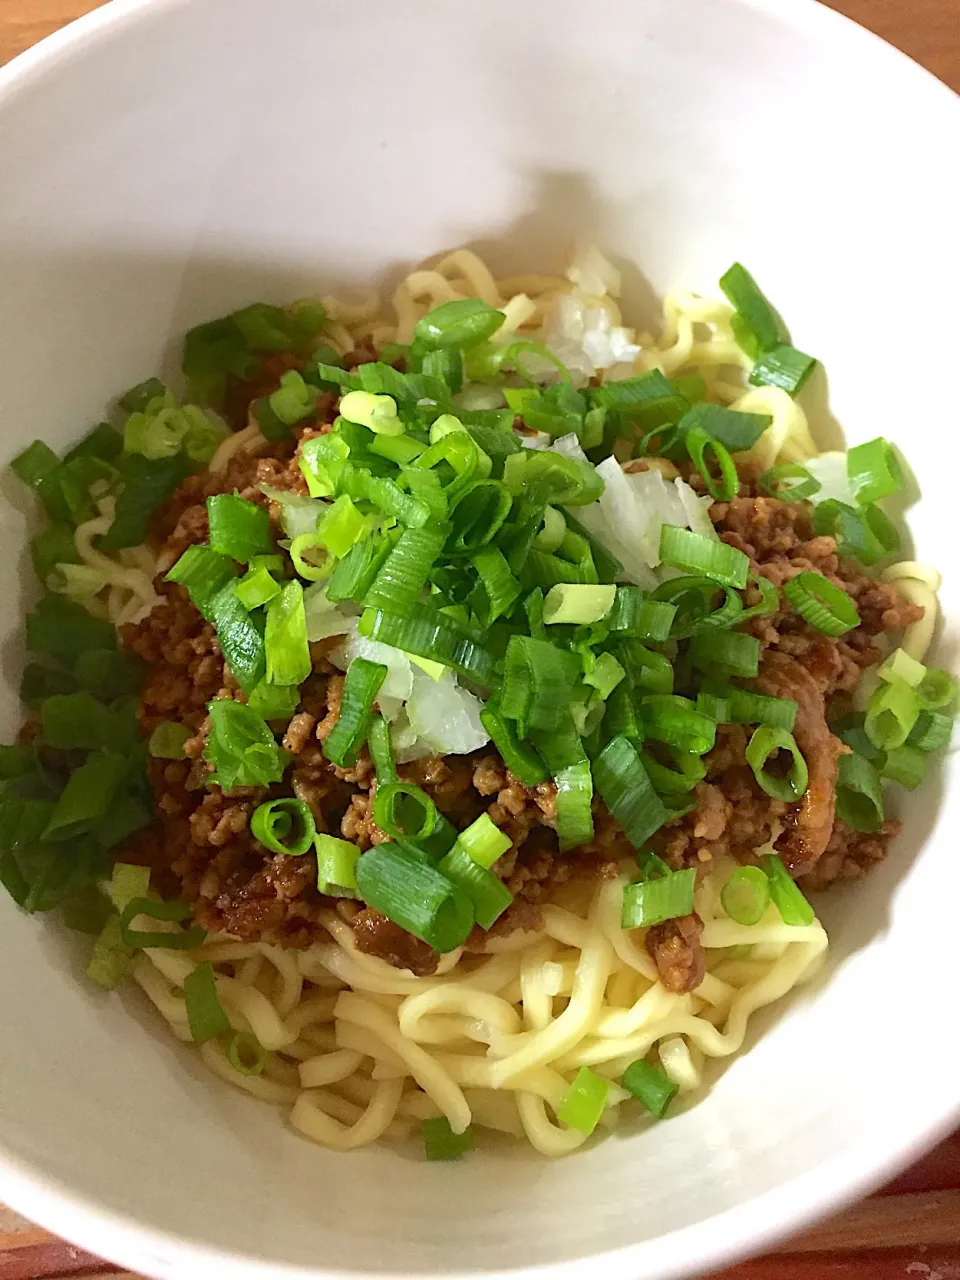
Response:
[2,248,954,1159]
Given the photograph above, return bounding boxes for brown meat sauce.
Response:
[120,420,921,989]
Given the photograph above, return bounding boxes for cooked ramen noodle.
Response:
[2,246,952,1158]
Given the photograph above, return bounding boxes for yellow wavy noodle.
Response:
[135,861,827,1155]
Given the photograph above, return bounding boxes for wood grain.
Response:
[0,2,958,1278]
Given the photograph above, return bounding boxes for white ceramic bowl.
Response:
[1,1,959,1277]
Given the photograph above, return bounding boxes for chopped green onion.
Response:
[364,526,445,614]
[479,701,549,787]
[607,588,677,643]
[534,506,567,553]
[639,695,716,755]
[118,897,205,950]
[207,493,272,563]
[685,425,739,501]
[719,263,790,354]
[359,605,497,686]
[166,545,238,620]
[916,668,956,712]
[534,728,594,851]
[415,298,505,351]
[640,747,706,795]
[745,726,808,802]
[811,500,878,563]
[757,463,820,501]
[227,1032,269,1076]
[877,648,926,689]
[315,833,362,895]
[451,812,512,870]
[761,853,814,926]
[256,370,318,438]
[437,844,512,929]
[184,960,230,1043]
[251,797,317,856]
[469,546,521,626]
[422,1116,474,1160]
[86,914,132,991]
[783,571,860,636]
[367,714,397,785]
[101,453,194,551]
[542,583,616,626]
[247,679,300,721]
[43,752,129,840]
[323,657,387,768]
[593,736,670,849]
[622,1058,678,1118]
[265,580,311,688]
[724,688,797,732]
[862,503,901,561]
[288,534,334,583]
[836,752,884,832]
[148,721,192,759]
[204,700,288,790]
[235,564,281,609]
[652,576,742,639]
[339,390,403,436]
[749,344,817,396]
[621,868,696,929]
[26,593,118,659]
[688,630,760,678]
[590,369,689,429]
[355,842,474,952]
[299,433,350,497]
[908,711,953,752]
[864,677,919,751]
[679,403,771,453]
[847,438,902,506]
[659,526,748,589]
[337,462,430,529]
[881,744,927,790]
[316,495,370,558]
[720,866,771,926]
[501,635,581,735]
[557,1067,609,1135]
[373,782,438,841]
[583,652,626,701]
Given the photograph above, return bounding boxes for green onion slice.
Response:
[119,897,205,950]
[745,726,808,802]
[557,1067,609,1135]
[720,866,770,926]
[315,833,361,895]
[621,868,696,929]
[593,736,670,849]
[323,657,387,769]
[227,1032,269,1076]
[835,752,884,832]
[251,797,317,856]
[761,853,815,926]
[373,782,438,842]
[184,960,230,1043]
[437,845,512,930]
[622,1058,678,1118]
[783,571,859,636]
[846,438,902,506]
[354,843,474,953]
[685,426,739,501]
[757,463,820,502]
[658,526,749,589]
[422,1116,474,1160]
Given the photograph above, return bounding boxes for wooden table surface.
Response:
[1,1,959,1278]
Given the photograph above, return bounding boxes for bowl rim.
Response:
[0,0,958,1277]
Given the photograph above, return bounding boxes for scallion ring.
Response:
[745,726,808,802]
[251,797,317,856]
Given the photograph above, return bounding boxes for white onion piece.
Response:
[260,486,329,539]
[566,245,621,298]
[405,668,489,754]
[674,476,718,540]
[804,451,858,507]
[549,433,589,462]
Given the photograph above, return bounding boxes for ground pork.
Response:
[645,913,706,993]
[117,404,923,970]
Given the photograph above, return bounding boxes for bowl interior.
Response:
[0,2,958,1278]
